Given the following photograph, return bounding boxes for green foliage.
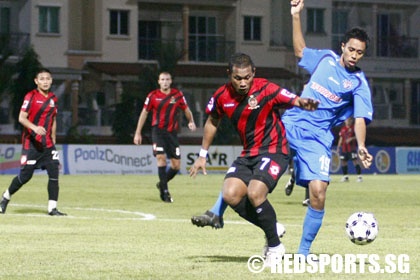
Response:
[0,35,15,106]
[0,174,418,279]
[10,46,43,129]
[112,66,157,144]
[64,125,94,144]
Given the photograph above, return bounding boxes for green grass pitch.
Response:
[0,174,418,279]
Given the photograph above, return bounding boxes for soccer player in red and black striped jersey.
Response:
[0,68,66,216]
[134,72,196,203]
[336,117,362,182]
[189,53,319,262]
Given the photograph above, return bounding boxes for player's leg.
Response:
[340,154,349,182]
[284,158,296,196]
[166,161,179,182]
[152,129,173,203]
[250,154,288,263]
[45,156,66,216]
[298,180,327,256]
[1,150,36,214]
[156,153,173,203]
[352,152,362,182]
[247,180,284,254]
[302,187,310,206]
[166,133,181,183]
[191,157,250,229]
[295,140,329,257]
[191,191,227,228]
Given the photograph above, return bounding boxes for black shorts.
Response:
[224,153,289,193]
[340,151,358,161]
[152,127,180,159]
[21,144,60,170]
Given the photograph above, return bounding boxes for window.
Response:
[39,6,60,34]
[0,7,10,33]
[331,10,348,53]
[307,8,324,33]
[189,16,218,61]
[110,10,129,35]
[244,16,261,41]
[138,21,161,59]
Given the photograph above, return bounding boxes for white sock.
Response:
[268,244,285,253]
[3,190,11,200]
[48,200,57,213]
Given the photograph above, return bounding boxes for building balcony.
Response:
[377,36,418,58]
[138,38,235,63]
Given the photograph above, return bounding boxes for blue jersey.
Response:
[283,48,373,132]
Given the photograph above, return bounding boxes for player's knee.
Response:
[246,188,266,206]
[222,187,243,206]
[19,171,33,184]
[46,163,59,179]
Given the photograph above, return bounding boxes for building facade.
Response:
[0,0,419,144]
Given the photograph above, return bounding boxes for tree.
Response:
[0,34,14,106]
[112,42,182,143]
[10,46,43,129]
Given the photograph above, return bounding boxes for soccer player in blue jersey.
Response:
[284,0,373,257]
[192,0,374,259]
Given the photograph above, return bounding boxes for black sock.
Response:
[355,165,361,175]
[48,179,59,201]
[158,166,168,190]
[255,200,280,247]
[166,168,178,182]
[232,196,260,227]
[342,166,348,175]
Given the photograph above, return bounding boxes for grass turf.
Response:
[0,174,418,279]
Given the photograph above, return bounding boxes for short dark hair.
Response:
[228,53,255,73]
[35,68,52,78]
[342,27,370,49]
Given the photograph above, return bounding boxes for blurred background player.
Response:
[284,162,310,206]
[134,72,196,203]
[336,117,363,182]
[0,68,66,216]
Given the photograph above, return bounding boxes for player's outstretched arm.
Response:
[291,0,306,58]
[295,97,319,111]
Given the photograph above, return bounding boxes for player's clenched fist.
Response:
[291,0,304,15]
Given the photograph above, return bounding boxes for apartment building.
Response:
[0,0,419,144]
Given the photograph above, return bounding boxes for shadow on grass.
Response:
[13,208,46,215]
[188,255,250,263]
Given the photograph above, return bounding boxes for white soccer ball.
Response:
[345,212,378,245]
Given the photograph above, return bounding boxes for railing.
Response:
[138,38,235,63]
[0,33,30,56]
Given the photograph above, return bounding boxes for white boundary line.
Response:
[7,203,304,227]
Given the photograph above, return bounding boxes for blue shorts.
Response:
[284,123,333,187]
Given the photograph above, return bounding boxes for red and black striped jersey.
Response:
[339,125,356,153]
[206,78,298,157]
[143,88,189,132]
[20,89,58,149]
